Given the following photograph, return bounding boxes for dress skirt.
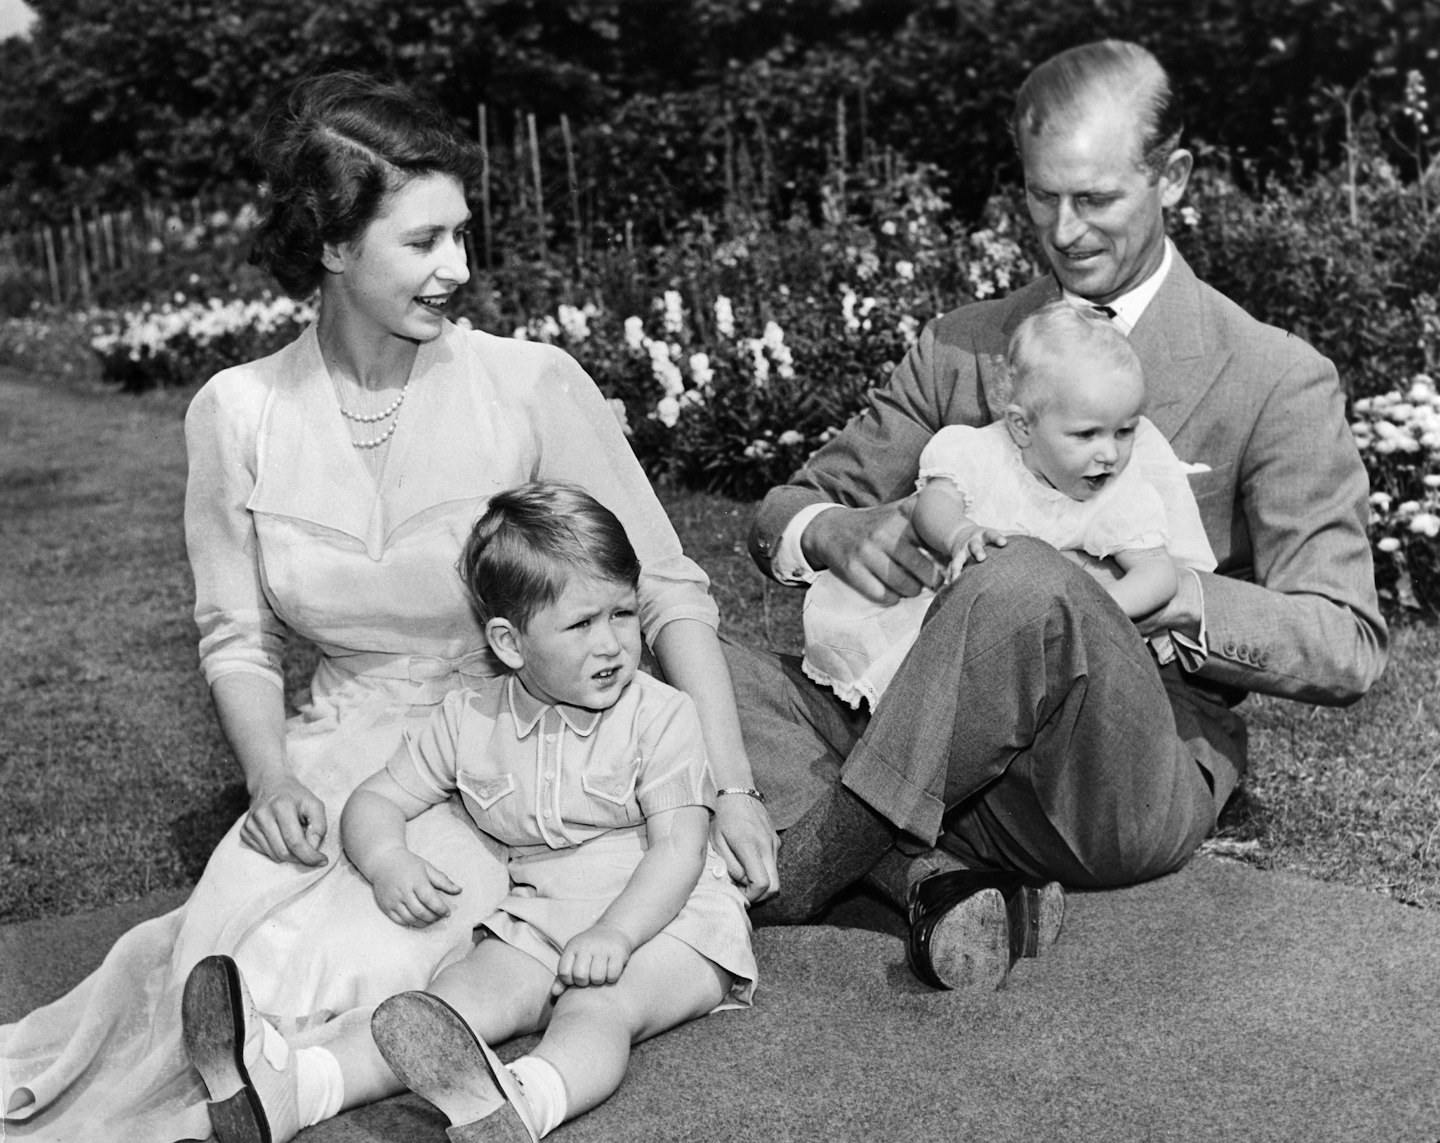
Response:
[0,658,510,1142]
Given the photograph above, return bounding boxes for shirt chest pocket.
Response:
[580,767,642,827]
[455,772,524,837]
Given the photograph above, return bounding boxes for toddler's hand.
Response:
[945,525,1007,580]
[552,923,635,996]
[368,849,461,928]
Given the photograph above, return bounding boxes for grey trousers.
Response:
[725,538,1244,889]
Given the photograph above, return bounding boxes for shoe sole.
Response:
[372,992,536,1143]
[181,955,271,1143]
[926,887,1011,991]
[1010,881,1067,958]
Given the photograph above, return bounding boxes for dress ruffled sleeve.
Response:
[184,370,288,690]
[914,424,990,512]
[1080,474,1171,560]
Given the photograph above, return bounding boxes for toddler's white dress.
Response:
[802,419,1215,713]
[1,320,721,1141]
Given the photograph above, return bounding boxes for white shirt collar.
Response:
[1062,238,1173,336]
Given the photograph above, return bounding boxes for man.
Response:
[726,40,1387,989]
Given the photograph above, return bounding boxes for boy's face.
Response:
[1007,355,1145,502]
[495,574,642,710]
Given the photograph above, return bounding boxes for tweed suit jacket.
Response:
[752,250,1387,716]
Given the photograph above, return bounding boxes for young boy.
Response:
[182,482,755,1143]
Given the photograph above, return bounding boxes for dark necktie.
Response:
[1090,304,1117,320]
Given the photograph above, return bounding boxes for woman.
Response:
[1,71,777,1142]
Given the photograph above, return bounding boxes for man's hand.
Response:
[711,794,780,903]
[367,848,462,928]
[802,498,944,603]
[552,923,635,996]
[242,773,329,866]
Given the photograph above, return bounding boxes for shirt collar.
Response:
[504,674,604,738]
[1062,238,1173,336]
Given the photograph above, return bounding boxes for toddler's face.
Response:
[1014,357,1145,502]
[508,575,642,710]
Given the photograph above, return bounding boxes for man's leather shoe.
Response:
[906,870,1065,990]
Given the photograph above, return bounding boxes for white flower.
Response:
[662,290,685,336]
[557,304,590,342]
[1378,536,1402,553]
[777,430,804,447]
[689,353,713,389]
[1179,206,1201,228]
[624,316,645,351]
[895,260,915,281]
[655,396,681,427]
[881,220,897,236]
[1424,474,1440,489]
[1410,512,1440,538]
[1370,491,1393,512]
[714,296,735,339]
[898,314,919,348]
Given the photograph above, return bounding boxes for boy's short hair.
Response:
[1006,300,1144,413]
[458,481,642,631]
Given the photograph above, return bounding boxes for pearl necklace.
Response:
[336,379,409,423]
[333,378,410,450]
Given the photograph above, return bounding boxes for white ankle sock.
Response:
[293,1045,344,1127]
[507,1054,567,1138]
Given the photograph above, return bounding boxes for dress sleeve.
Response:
[915,423,987,508]
[526,346,720,640]
[184,376,288,689]
[1081,476,1171,560]
[634,688,716,818]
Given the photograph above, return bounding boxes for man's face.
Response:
[1020,100,1190,305]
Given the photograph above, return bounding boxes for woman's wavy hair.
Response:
[248,70,485,298]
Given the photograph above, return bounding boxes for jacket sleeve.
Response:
[1192,349,1387,705]
[749,314,992,579]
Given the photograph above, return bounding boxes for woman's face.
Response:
[324,172,471,342]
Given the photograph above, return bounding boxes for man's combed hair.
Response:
[248,70,485,298]
[458,482,642,632]
[1006,301,1144,412]
[1010,40,1184,181]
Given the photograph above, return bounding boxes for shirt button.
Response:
[546,733,556,743]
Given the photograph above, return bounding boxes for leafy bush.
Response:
[1175,163,1440,399]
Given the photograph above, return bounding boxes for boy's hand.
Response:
[368,849,461,928]
[945,524,1008,580]
[551,923,635,996]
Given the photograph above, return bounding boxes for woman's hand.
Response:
[367,848,461,928]
[241,773,329,866]
[552,923,635,996]
[711,793,780,903]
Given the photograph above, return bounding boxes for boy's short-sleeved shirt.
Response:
[389,671,715,850]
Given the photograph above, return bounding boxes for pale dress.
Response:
[0,320,721,1142]
[802,419,1217,713]
[394,672,757,1007]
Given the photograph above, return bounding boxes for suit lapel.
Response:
[1128,251,1228,440]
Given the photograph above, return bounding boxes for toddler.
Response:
[803,300,1216,712]
[183,482,755,1143]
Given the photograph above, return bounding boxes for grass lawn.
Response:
[2,366,1438,924]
